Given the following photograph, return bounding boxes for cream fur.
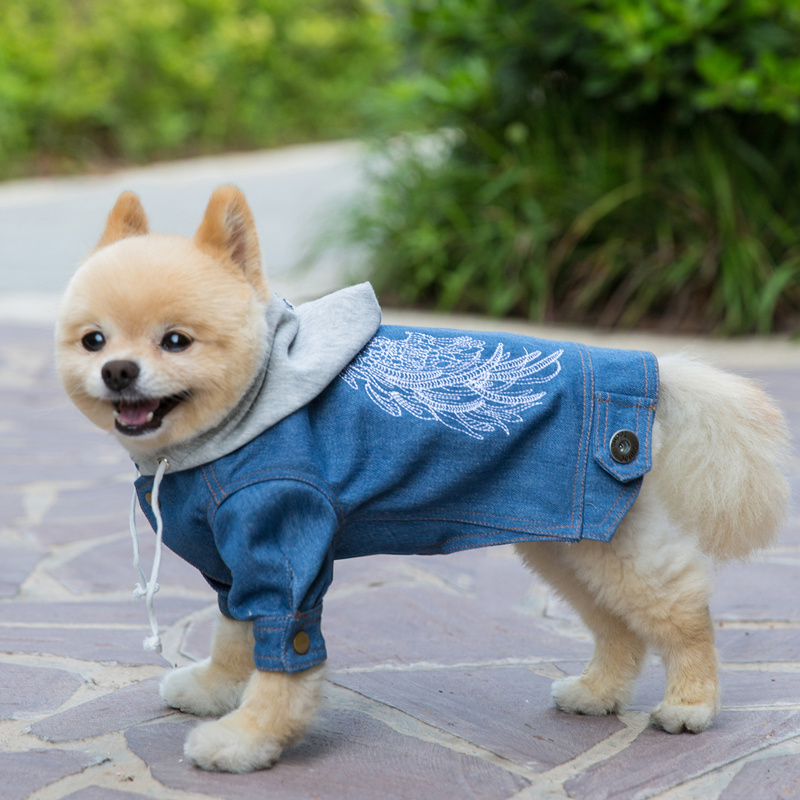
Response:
[56,187,791,772]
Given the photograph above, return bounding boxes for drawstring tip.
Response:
[130,458,169,658]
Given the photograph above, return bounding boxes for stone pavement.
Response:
[1,144,799,799]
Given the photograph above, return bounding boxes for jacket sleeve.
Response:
[210,478,341,673]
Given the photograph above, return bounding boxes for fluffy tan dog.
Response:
[56,187,790,772]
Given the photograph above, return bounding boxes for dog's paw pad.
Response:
[185,718,282,773]
[160,663,244,717]
[552,675,624,716]
[650,701,717,733]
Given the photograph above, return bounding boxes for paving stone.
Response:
[44,482,134,520]
[126,712,529,800]
[717,627,800,663]
[712,563,800,622]
[0,749,106,800]
[558,662,800,713]
[0,624,169,666]
[324,582,591,671]
[0,489,25,527]
[30,678,174,742]
[720,754,800,800]
[564,710,800,800]
[0,544,43,597]
[719,670,800,708]
[62,788,154,800]
[406,547,536,601]
[54,534,212,595]
[31,484,135,546]
[5,596,210,626]
[332,666,624,770]
[181,615,214,662]
[0,663,82,720]
[330,553,444,594]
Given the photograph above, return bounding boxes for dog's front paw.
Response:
[184,716,282,773]
[552,675,626,716]
[650,701,717,733]
[161,660,248,717]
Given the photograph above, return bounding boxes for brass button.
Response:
[144,492,160,508]
[609,430,639,464]
[293,631,310,655]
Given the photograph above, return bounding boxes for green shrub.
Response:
[350,0,800,334]
[0,0,397,177]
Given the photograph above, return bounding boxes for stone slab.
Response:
[0,624,169,666]
[126,713,529,800]
[31,482,143,546]
[0,544,43,597]
[0,749,105,800]
[181,615,214,662]
[324,582,591,671]
[332,666,624,770]
[0,489,25,527]
[564,710,800,800]
[717,627,800,663]
[54,535,212,595]
[712,563,800,622]
[720,753,800,800]
[558,662,800,712]
[30,678,173,742]
[4,596,210,626]
[62,788,154,800]
[0,662,82,720]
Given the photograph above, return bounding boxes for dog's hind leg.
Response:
[647,602,720,733]
[528,481,721,733]
[161,611,256,717]
[516,541,647,716]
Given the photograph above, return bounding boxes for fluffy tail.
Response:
[652,354,790,561]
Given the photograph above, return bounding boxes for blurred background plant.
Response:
[350,0,800,334]
[3,0,800,334]
[0,0,396,176]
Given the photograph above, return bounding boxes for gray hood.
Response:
[135,282,381,476]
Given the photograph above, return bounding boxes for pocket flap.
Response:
[593,391,656,483]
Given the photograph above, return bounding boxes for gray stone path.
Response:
[1,144,799,798]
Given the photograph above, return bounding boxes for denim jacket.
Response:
[136,324,658,673]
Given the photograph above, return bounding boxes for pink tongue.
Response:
[119,399,160,427]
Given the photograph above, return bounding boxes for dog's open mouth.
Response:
[113,394,186,436]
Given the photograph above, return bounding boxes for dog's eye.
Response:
[161,331,193,352]
[81,331,106,352]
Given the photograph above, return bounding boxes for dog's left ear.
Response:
[194,186,269,300]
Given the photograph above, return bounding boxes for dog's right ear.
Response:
[96,192,149,250]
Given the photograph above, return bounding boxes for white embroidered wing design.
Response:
[341,332,563,439]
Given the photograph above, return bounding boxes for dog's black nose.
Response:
[101,360,140,392]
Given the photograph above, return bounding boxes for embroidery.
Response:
[341,332,563,439]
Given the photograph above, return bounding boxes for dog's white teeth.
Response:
[145,412,154,423]
[113,409,120,420]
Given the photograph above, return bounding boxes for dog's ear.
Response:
[194,186,269,300]
[96,191,149,249]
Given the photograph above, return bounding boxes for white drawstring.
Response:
[129,457,169,653]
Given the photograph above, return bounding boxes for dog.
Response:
[55,186,790,773]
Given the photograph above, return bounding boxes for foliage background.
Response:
[3,0,800,333]
[0,0,396,177]
[351,0,800,334]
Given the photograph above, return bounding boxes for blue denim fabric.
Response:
[135,325,658,673]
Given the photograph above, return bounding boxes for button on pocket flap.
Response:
[594,392,655,483]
